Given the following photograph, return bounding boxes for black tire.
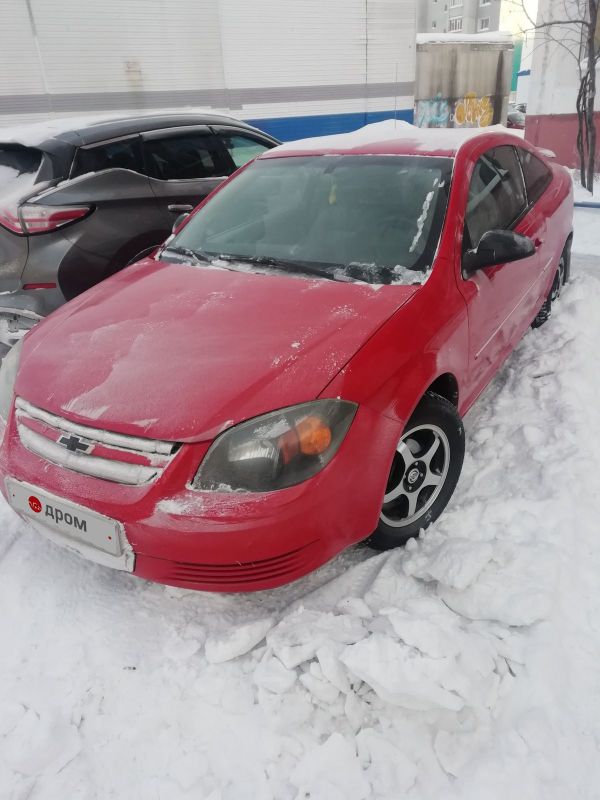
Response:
[532,244,568,328]
[369,391,465,550]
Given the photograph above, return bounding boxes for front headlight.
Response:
[0,339,23,423]
[193,399,357,492]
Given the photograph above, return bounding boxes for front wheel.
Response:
[369,392,465,550]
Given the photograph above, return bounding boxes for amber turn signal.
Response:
[278,415,333,463]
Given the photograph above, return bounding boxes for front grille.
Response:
[15,397,178,485]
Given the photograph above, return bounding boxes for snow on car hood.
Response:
[18,259,418,442]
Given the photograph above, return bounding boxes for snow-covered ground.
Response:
[1,212,599,799]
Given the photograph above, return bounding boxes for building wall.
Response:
[417,0,502,34]
[525,0,595,167]
[0,0,417,140]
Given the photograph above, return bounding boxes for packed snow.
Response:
[273,120,522,156]
[416,32,514,45]
[0,212,599,798]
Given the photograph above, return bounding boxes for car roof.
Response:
[262,120,526,160]
[0,110,278,151]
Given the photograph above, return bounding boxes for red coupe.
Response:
[0,124,573,592]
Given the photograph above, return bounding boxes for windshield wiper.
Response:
[216,254,343,282]
[160,245,212,265]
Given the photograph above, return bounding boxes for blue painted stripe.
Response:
[244,108,414,142]
[574,201,600,208]
[517,69,531,77]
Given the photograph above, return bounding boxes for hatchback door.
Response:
[211,126,277,171]
[39,134,168,298]
[142,126,230,226]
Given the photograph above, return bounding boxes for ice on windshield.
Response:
[169,154,453,286]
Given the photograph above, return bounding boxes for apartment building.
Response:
[417,0,502,34]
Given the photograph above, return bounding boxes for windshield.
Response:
[164,155,453,285]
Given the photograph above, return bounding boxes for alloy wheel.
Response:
[380,423,450,528]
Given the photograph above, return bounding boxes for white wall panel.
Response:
[27,0,225,94]
[218,0,367,87]
[0,0,46,94]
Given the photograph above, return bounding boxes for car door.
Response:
[457,145,545,394]
[142,126,230,226]
[53,134,170,297]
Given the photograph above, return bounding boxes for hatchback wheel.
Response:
[370,392,465,549]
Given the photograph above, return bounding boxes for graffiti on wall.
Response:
[454,92,494,128]
[416,93,451,128]
[416,91,495,129]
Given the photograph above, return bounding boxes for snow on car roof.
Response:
[266,120,516,158]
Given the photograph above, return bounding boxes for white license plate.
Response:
[6,478,124,557]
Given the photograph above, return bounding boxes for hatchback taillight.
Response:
[0,203,91,235]
[0,204,22,233]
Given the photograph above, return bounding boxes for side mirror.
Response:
[172,212,189,234]
[463,229,535,274]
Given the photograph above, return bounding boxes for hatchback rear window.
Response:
[0,147,43,198]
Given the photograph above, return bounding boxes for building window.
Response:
[449,16,463,31]
[450,0,463,6]
[480,0,491,5]
[432,21,437,28]
[478,17,490,30]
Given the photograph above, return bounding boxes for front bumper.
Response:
[0,404,400,592]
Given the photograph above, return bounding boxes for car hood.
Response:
[18,259,418,442]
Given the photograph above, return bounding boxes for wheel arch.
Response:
[424,372,459,407]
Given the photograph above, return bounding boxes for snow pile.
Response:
[0,245,600,794]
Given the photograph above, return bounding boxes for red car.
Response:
[0,125,573,592]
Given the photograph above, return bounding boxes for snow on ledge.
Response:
[416,32,514,45]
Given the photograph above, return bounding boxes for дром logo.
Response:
[28,495,42,513]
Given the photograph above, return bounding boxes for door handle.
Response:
[167,204,194,213]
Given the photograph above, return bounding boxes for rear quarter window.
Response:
[518,148,552,205]
[71,137,143,178]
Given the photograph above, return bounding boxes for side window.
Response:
[143,134,223,181]
[71,138,142,178]
[517,148,552,205]
[220,133,271,169]
[464,146,527,249]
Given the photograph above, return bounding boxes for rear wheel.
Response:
[532,246,568,328]
[370,392,465,550]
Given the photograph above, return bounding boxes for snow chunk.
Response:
[439,544,557,626]
[267,608,366,669]
[357,728,417,794]
[404,538,494,590]
[341,633,464,711]
[205,617,274,664]
[253,651,297,694]
[291,733,370,800]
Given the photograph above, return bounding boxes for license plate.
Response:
[6,478,124,557]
